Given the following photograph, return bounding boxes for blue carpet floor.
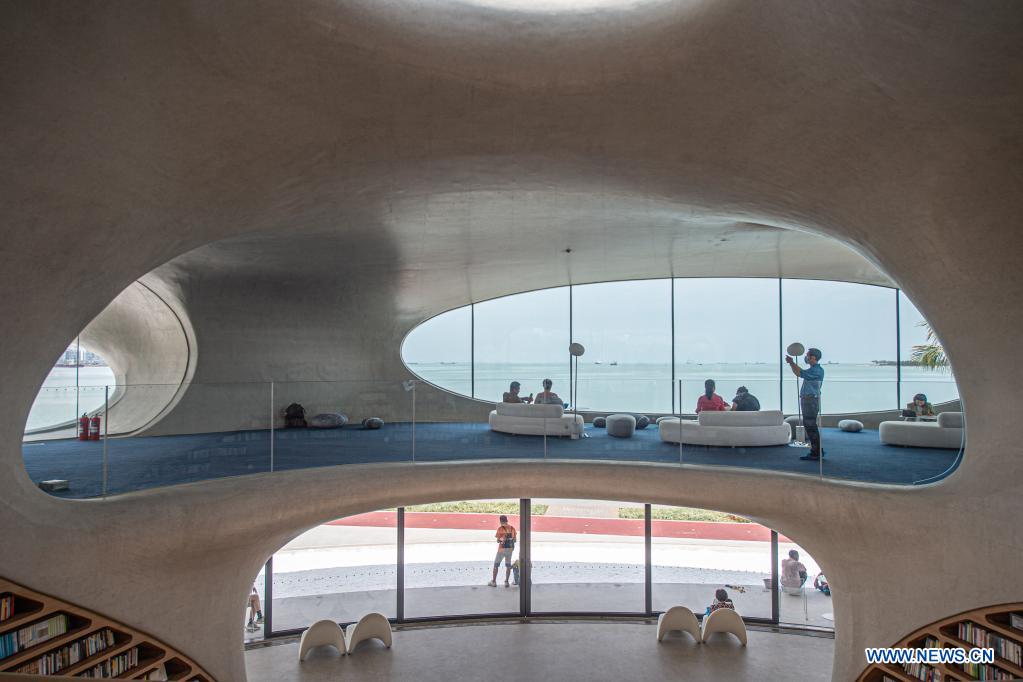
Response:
[22,423,960,498]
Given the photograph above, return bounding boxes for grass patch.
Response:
[618,506,751,523]
[405,501,548,516]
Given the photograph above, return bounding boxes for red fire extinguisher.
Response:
[89,415,101,441]
[79,414,90,441]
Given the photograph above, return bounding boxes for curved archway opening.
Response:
[255,497,829,639]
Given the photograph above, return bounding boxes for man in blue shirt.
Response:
[786,347,824,460]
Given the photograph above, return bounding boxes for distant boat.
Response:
[609,361,618,366]
[594,360,602,365]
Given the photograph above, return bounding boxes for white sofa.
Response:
[489,402,583,437]
[659,410,791,447]
[879,411,964,449]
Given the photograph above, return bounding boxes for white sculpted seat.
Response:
[345,612,393,654]
[488,402,583,437]
[659,410,791,447]
[879,411,964,449]
[298,619,347,661]
[701,607,748,645]
[657,606,701,642]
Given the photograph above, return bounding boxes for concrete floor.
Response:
[245,621,834,682]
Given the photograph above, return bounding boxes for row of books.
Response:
[0,613,69,660]
[0,595,13,622]
[79,645,139,678]
[957,621,1022,666]
[957,660,1015,680]
[902,637,942,681]
[12,628,115,675]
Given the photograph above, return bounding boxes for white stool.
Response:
[701,608,747,645]
[345,612,393,654]
[657,606,701,642]
[298,619,346,661]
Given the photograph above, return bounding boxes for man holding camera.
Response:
[786,347,824,461]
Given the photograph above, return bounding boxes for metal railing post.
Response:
[411,381,416,463]
[102,385,109,498]
[270,381,275,473]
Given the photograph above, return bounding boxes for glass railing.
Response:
[21,376,964,498]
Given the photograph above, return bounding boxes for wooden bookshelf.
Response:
[0,577,215,680]
[858,602,1023,682]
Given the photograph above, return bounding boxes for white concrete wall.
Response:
[1,2,1022,681]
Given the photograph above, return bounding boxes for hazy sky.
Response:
[402,278,931,365]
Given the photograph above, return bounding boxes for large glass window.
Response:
[404,499,522,618]
[899,292,959,408]
[571,280,672,413]
[401,278,954,420]
[778,540,831,627]
[530,499,645,613]
[255,498,836,635]
[651,505,772,620]
[675,278,780,412]
[473,287,570,404]
[401,306,472,398]
[25,341,114,434]
[271,511,397,632]
[781,280,897,414]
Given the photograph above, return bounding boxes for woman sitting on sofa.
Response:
[902,393,935,419]
[696,379,729,413]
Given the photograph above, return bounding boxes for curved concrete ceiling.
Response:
[2,3,1023,682]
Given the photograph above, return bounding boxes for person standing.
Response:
[489,515,517,587]
[786,347,824,461]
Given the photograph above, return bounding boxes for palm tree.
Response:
[911,322,949,370]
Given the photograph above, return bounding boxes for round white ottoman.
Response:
[838,419,864,432]
[606,414,636,438]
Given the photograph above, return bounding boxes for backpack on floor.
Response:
[284,403,307,428]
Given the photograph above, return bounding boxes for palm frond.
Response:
[911,321,949,370]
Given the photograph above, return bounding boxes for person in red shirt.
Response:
[695,379,729,413]
[489,515,518,587]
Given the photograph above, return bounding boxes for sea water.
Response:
[409,362,958,415]
[26,366,115,432]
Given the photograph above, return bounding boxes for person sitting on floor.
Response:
[781,549,808,589]
[731,386,761,411]
[502,381,533,404]
[696,379,729,413]
[705,588,735,615]
[902,393,935,420]
[533,378,564,406]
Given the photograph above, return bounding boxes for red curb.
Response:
[327,511,788,542]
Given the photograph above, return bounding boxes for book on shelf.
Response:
[958,659,1015,680]
[0,593,12,621]
[956,620,1022,666]
[0,613,69,660]
[901,637,941,681]
[12,628,115,675]
[1010,612,1023,632]
[78,644,139,678]
[0,595,13,622]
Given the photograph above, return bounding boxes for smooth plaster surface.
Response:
[1,1,1022,681]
